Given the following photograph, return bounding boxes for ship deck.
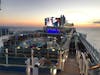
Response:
[58,52,80,75]
[0,71,25,75]
[0,52,80,75]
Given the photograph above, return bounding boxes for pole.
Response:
[31,49,34,67]
[51,66,57,75]
[25,58,31,75]
[15,34,17,56]
[5,48,8,65]
[59,50,62,70]
[31,49,35,75]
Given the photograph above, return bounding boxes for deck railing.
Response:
[25,49,59,75]
[76,51,89,75]
[76,32,100,75]
[78,33,100,64]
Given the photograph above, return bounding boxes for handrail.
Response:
[76,33,100,75]
[76,51,89,75]
[78,33,100,64]
[89,64,100,70]
[25,49,58,75]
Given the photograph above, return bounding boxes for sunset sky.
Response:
[0,0,100,27]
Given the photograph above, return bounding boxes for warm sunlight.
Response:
[65,13,92,25]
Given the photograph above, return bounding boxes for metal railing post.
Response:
[81,53,89,75]
[59,50,62,70]
[25,58,31,75]
[5,48,8,65]
[31,49,34,67]
[78,51,83,75]
[51,66,57,75]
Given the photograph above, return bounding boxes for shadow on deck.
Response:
[0,71,25,75]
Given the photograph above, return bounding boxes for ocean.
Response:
[76,27,100,53]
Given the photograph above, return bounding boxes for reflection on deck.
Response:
[58,52,80,75]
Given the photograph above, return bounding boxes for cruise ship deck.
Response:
[0,52,80,75]
[58,52,80,75]
[0,15,100,75]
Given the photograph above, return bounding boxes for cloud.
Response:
[93,21,100,24]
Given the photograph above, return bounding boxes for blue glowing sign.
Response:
[46,28,60,34]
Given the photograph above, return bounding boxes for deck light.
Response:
[17,46,21,49]
[52,48,55,51]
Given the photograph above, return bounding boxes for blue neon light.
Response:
[46,28,60,34]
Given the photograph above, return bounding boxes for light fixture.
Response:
[17,46,21,49]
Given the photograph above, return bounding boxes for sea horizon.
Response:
[76,27,100,53]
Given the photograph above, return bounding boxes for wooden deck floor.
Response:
[58,53,80,75]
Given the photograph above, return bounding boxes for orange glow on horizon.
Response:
[1,21,100,28]
[0,16,100,28]
[74,24,100,28]
[0,18,44,27]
